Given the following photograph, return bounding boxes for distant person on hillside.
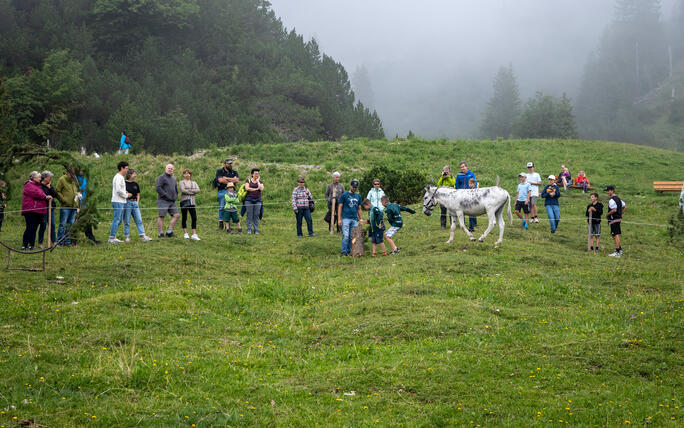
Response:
[244,168,263,235]
[525,162,542,223]
[119,131,131,154]
[366,178,386,213]
[541,175,561,233]
[291,176,316,238]
[109,161,131,243]
[0,180,6,233]
[575,170,590,193]
[55,168,81,246]
[22,171,52,250]
[361,198,388,257]
[179,168,201,241]
[223,182,242,233]
[337,179,362,256]
[514,173,531,230]
[156,164,180,238]
[586,192,603,254]
[455,161,477,232]
[324,171,344,232]
[213,158,239,231]
[123,169,153,242]
[37,171,57,248]
[605,185,626,258]
[381,195,415,255]
[558,165,572,191]
[437,165,455,229]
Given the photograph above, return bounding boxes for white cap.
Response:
[526,162,534,168]
[548,175,556,180]
[519,172,526,177]
[332,171,340,177]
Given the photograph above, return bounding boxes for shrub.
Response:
[360,165,427,205]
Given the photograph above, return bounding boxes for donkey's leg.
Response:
[457,212,475,241]
[495,211,505,246]
[478,209,497,242]
[446,214,457,244]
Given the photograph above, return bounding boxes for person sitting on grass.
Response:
[575,170,590,193]
[381,195,415,255]
[586,192,603,254]
[223,182,242,234]
[558,164,572,191]
[514,173,531,230]
[361,198,388,257]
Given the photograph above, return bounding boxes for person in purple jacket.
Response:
[21,171,53,250]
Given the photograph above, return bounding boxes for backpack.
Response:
[237,183,247,202]
[125,135,130,145]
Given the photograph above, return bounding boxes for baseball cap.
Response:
[526,162,534,168]
[604,185,615,191]
[350,179,359,188]
[223,158,233,164]
[519,172,526,177]
[548,175,556,180]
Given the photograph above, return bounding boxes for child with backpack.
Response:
[381,195,415,255]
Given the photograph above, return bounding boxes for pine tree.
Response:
[352,65,375,110]
[479,64,521,139]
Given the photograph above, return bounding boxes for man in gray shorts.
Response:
[156,164,181,238]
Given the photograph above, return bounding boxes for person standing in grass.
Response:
[337,179,362,256]
[514,173,531,229]
[292,176,316,238]
[366,179,386,213]
[525,162,542,223]
[21,171,52,250]
[381,195,415,255]
[605,185,626,257]
[586,192,603,254]
[223,182,242,233]
[156,164,180,238]
[109,161,131,243]
[55,168,81,246]
[123,169,153,242]
[324,171,344,232]
[37,171,57,248]
[455,161,477,232]
[541,175,561,233]
[437,165,455,229]
[362,198,388,257]
[244,168,264,235]
[119,130,131,154]
[214,158,239,231]
[179,168,201,241]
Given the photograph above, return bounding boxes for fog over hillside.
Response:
[270,0,677,139]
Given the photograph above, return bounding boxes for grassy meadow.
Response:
[0,138,682,427]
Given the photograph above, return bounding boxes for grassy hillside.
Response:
[0,139,682,427]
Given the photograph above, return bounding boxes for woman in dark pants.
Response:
[37,170,57,248]
[21,171,52,250]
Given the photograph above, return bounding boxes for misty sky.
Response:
[269,0,677,138]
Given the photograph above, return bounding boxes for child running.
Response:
[585,192,603,254]
[362,198,388,257]
[381,195,415,255]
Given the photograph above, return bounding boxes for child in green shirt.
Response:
[381,195,415,255]
[223,183,242,233]
[362,198,387,257]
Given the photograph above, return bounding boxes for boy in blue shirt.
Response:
[515,173,531,229]
[337,180,362,256]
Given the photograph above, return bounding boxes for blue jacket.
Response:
[455,170,477,189]
[541,184,561,206]
[120,134,131,150]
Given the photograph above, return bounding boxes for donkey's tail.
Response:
[506,191,513,226]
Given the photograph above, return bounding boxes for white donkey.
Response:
[423,185,512,246]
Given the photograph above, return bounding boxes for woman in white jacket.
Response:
[366,179,386,213]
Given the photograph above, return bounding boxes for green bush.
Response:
[360,165,427,205]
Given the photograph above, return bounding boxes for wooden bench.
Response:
[653,181,683,192]
[569,183,594,190]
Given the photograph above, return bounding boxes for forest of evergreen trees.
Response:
[0,0,384,154]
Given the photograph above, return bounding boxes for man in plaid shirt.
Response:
[291,176,316,237]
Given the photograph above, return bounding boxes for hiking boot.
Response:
[165,232,175,238]
[218,221,224,230]
[158,233,165,238]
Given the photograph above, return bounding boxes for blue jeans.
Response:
[123,200,145,237]
[545,204,560,233]
[469,216,477,231]
[341,218,358,255]
[58,208,77,244]
[109,202,126,238]
[295,207,314,236]
[217,190,228,220]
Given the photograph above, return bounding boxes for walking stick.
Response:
[330,189,336,235]
[47,204,52,248]
[587,211,592,253]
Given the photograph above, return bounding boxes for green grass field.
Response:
[0,139,682,427]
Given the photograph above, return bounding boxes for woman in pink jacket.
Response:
[21,171,52,250]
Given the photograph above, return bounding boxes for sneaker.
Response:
[38,244,44,249]
[594,247,599,254]
[534,218,539,223]
[158,233,165,238]
[27,246,34,251]
[124,236,131,242]
[183,233,190,239]
[165,232,175,238]
[391,249,400,255]
[108,238,123,244]
[608,251,621,257]
[141,235,153,242]
[21,246,27,251]
[524,220,528,230]
[218,221,224,230]
[237,228,243,234]
[191,234,200,241]
[308,233,317,237]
